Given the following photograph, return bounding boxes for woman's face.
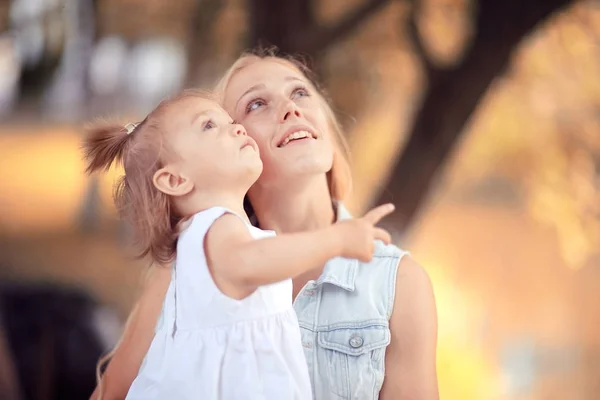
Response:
[222,60,334,187]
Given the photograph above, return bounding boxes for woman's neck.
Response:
[249,174,335,234]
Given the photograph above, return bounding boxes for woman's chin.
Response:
[274,147,333,174]
[267,163,333,185]
[291,155,333,177]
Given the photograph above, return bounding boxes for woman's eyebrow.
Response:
[235,83,266,109]
[285,76,304,83]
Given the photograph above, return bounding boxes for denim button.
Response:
[349,335,363,348]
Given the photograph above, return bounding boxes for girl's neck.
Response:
[249,174,335,234]
[179,191,249,222]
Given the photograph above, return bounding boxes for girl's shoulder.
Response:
[184,207,275,240]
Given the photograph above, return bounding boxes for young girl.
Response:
[83,90,394,400]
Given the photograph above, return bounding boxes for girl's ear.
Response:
[152,167,193,197]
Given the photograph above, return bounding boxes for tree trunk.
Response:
[247,0,391,56]
[185,0,225,85]
[375,0,574,232]
[248,0,314,54]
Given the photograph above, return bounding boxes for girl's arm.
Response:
[205,205,393,295]
[90,266,171,400]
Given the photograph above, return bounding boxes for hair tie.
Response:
[124,122,140,135]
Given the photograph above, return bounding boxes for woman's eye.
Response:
[292,87,309,99]
[246,99,265,113]
[203,120,216,130]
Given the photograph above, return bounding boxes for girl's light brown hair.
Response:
[213,47,352,216]
[83,89,212,265]
[84,90,213,399]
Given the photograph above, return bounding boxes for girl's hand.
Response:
[332,204,395,262]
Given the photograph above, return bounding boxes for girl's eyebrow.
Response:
[190,109,211,125]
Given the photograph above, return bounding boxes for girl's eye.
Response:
[292,86,310,99]
[203,120,216,131]
[246,99,265,114]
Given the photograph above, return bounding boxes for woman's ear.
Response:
[152,167,194,197]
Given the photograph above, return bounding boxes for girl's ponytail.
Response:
[83,123,138,175]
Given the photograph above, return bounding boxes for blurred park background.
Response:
[0,0,599,399]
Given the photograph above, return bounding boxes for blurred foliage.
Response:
[446,2,600,269]
[0,0,599,399]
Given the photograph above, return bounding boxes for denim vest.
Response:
[293,204,407,399]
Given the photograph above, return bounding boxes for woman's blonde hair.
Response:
[214,47,352,208]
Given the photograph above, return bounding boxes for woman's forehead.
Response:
[224,60,306,102]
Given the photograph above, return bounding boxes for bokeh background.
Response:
[0,0,599,399]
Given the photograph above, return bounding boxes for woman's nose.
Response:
[281,102,301,123]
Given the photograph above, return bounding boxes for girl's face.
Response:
[222,60,334,188]
[160,97,262,194]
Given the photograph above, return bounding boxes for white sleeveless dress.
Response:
[126,207,312,400]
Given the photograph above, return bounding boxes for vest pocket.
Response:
[317,325,390,399]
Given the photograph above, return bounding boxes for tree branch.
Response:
[185,0,225,85]
[406,0,439,79]
[375,0,574,232]
[248,0,315,54]
[296,0,391,54]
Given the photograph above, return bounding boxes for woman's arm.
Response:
[379,256,439,400]
[90,266,171,400]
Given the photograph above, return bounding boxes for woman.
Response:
[93,49,438,400]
